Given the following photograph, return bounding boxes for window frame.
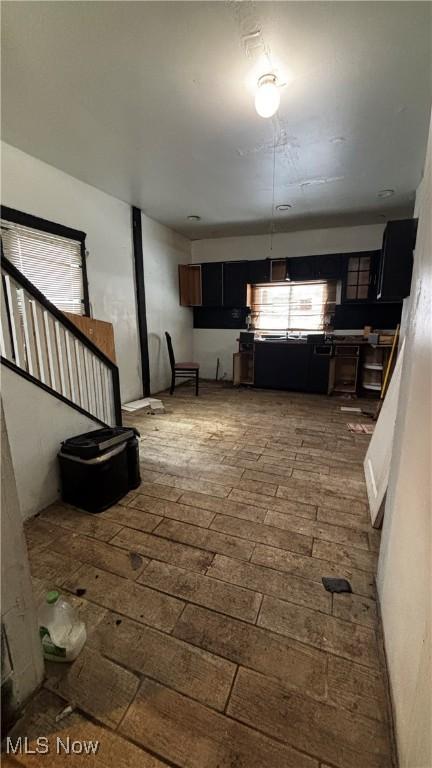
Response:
[250,280,336,333]
[0,205,90,316]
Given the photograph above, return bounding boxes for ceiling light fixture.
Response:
[377,189,395,199]
[187,215,201,221]
[255,74,280,118]
[276,204,292,212]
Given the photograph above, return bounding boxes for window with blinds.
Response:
[1,220,85,314]
[250,281,336,331]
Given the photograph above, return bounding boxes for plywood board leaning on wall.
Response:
[64,313,116,363]
[364,339,405,528]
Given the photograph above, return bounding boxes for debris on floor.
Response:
[340,406,362,413]
[347,423,375,434]
[122,397,165,414]
[322,577,352,593]
[129,552,143,570]
[55,704,75,723]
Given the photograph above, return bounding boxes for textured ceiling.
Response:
[2,1,431,239]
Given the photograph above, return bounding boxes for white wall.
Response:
[191,224,385,264]
[191,224,385,379]
[1,141,141,403]
[1,400,44,723]
[141,213,193,394]
[2,367,98,520]
[194,329,240,380]
[377,117,431,768]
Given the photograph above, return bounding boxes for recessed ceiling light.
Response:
[377,189,395,198]
[276,204,292,212]
[329,136,346,144]
[187,215,201,221]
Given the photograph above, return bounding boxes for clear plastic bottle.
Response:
[38,590,86,662]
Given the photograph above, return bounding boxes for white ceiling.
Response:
[2,1,431,239]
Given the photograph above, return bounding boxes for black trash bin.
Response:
[59,427,141,513]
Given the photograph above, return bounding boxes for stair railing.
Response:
[1,256,122,427]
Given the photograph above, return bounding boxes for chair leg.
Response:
[195,370,199,396]
[170,373,175,395]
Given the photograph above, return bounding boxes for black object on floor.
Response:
[59,426,141,513]
[322,577,352,593]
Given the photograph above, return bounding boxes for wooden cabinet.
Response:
[329,345,360,394]
[270,259,288,282]
[223,261,248,307]
[377,219,417,301]
[201,262,223,306]
[247,259,271,285]
[178,264,202,306]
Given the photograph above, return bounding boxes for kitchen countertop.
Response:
[253,336,392,346]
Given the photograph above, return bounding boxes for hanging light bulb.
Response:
[254,74,280,118]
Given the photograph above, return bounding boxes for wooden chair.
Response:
[165,332,200,396]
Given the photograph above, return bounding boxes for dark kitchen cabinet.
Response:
[223,261,248,307]
[377,219,417,301]
[315,254,343,280]
[307,345,331,393]
[201,262,223,306]
[333,301,402,330]
[341,251,380,302]
[247,259,271,284]
[193,306,248,329]
[287,256,317,282]
[254,342,311,391]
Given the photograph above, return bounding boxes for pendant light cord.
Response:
[270,125,276,253]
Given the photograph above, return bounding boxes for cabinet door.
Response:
[270,259,288,282]
[247,259,270,284]
[287,256,317,282]
[254,343,287,388]
[377,220,416,301]
[254,342,310,391]
[284,345,311,390]
[179,264,202,306]
[315,254,343,279]
[223,261,248,307]
[341,251,380,302]
[201,262,223,306]
[307,346,331,393]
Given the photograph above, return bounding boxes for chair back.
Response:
[165,332,176,373]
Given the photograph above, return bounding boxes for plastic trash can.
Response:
[58,426,141,513]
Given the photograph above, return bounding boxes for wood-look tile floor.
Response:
[13,383,395,768]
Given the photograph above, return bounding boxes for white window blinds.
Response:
[251,281,336,331]
[1,220,85,315]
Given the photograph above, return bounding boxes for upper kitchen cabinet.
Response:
[287,255,317,281]
[315,253,343,279]
[377,219,417,301]
[178,264,202,306]
[201,262,223,306]
[288,254,346,282]
[247,259,271,284]
[223,261,248,307]
[342,251,380,302]
[270,259,288,282]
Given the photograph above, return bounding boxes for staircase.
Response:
[1,256,122,427]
